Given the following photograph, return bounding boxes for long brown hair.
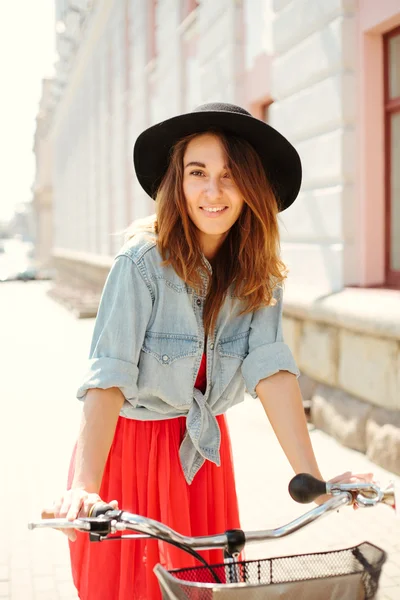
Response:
[128,131,287,334]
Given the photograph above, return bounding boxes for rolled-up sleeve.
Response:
[241,285,300,398]
[76,254,153,403]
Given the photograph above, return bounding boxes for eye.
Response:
[190,170,205,177]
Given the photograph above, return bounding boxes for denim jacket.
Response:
[76,233,299,484]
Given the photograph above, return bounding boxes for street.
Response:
[1,281,399,599]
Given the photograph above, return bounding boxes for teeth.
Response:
[202,207,226,212]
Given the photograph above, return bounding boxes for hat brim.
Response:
[133,110,302,212]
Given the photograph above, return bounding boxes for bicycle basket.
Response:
[154,542,386,600]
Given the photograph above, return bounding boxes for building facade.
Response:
[41,0,400,472]
[32,78,54,269]
[272,0,400,475]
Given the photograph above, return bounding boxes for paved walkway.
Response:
[1,281,399,599]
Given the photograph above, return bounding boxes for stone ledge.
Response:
[367,422,400,475]
[53,247,114,269]
[47,285,99,319]
[310,383,400,475]
[297,321,338,385]
[283,286,400,340]
[338,330,398,410]
[311,384,371,452]
[49,252,111,319]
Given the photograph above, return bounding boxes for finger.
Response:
[109,500,119,509]
[63,527,77,541]
[81,498,92,518]
[328,472,352,484]
[66,492,86,521]
[330,472,374,485]
[349,473,374,482]
[68,530,77,542]
[80,493,102,518]
[58,527,77,542]
[59,495,73,519]
[52,497,63,519]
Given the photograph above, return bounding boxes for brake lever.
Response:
[28,509,122,535]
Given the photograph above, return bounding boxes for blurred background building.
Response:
[33,0,400,473]
[32,78,54,269]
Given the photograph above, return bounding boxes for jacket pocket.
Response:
[218,330,249,359]
[142,332,199,365]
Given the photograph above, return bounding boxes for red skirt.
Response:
[67,414,240,600]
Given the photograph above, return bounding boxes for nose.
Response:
[205,177,222,201]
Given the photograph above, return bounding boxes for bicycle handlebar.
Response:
[28,474,396,553]
[28,493,353,551]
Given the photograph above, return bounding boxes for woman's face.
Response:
[182,133,245,259]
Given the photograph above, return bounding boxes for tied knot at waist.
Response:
[179,388,221,484]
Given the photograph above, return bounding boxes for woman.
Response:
[53,103,370,599]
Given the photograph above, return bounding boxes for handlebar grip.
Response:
[88,502,116,517]
[289,473,327,504]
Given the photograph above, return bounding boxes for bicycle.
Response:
[29,473,397,599]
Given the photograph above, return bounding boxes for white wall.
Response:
[271,0,358,294]
[198,0,242,104]
[244,0,273,70]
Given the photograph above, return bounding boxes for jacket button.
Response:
[196,299,202,306]
[162,355,169,362]
[210,343,215,350]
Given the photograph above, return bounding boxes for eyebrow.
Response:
[184,161,229,169]
[184,161,206,169]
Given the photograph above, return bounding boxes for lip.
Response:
[199,206,229,218]
[199,204,228,215]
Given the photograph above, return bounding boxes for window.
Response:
[384,26,400,286]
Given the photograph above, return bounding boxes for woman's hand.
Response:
[46,489,119,542]
[314,471,374,508]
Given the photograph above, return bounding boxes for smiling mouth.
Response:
[200,206,228,213]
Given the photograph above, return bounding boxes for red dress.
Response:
[67,353,240,599]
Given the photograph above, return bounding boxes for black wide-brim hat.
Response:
[133,102,302,212]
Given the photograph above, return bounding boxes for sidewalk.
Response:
[1,281,399,599]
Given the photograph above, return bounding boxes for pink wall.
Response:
[359,0,400,33]
[245,53,272,118]
[357,0,400,285]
